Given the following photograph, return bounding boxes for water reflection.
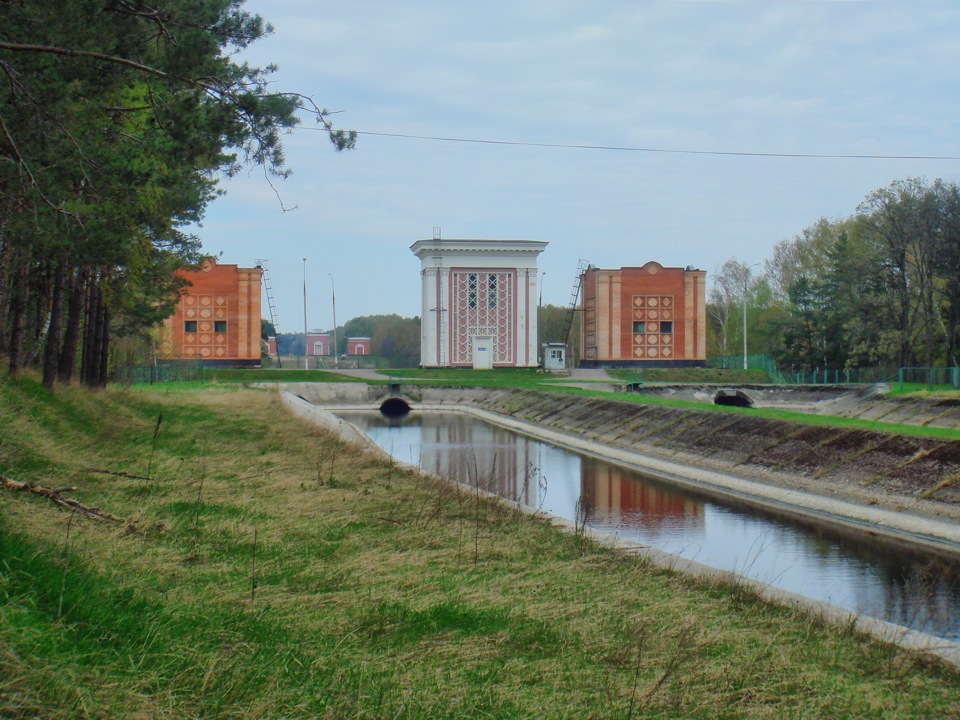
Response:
[337,410,960,640]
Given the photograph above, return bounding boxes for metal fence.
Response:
[708,355,901,386]
[114,361,205,385]
[777,367,898,385]
[896,367,960,391]
[708,354,783,382]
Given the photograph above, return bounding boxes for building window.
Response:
[633,321,646,333]
[214,321,227,333]
[468,274,478,309]
[488,275,498,308]
[184,321,197,333]
[660,321,673,334]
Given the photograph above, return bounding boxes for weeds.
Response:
[1,378,959,718]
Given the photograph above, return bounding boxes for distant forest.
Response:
[709,178,960,372]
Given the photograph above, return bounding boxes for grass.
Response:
[605,367,772,384]
[205,367,368,384]
[1,372,959,718]
[169,365,960,442]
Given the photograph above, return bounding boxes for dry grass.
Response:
[1,374,959,718]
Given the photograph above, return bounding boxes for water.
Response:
[336,410,960,641]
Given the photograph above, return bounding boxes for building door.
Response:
[471,336,493,370]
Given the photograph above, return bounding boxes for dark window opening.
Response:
[633,321,646,333]
[184,321,197,333]
[660,321,673,334]
[468,274,477,309]
[214,320,227,333]
[488,275,498,308]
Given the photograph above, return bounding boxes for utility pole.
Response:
[743,263,760,370]
[538,271,546,367]
[303,258,308,370]
[329,273,338,369]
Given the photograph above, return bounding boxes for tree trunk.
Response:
[42,260,66,388]
[58,267,86,383]
[7,252,29,376]
[97,301,110,388]
[81,277,99,386]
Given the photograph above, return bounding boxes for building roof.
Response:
[410,238,548,259]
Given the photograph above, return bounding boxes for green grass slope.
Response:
[0,374,957,718]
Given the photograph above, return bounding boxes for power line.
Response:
[305,126,960,161]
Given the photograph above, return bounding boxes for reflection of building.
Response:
[580,460,702,529]
[411,238,547,368]
[580,261,706,367]
[161,258,262,367]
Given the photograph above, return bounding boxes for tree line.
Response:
[272,315,421,361]
[709,177,960,372]
[0,0,353,388]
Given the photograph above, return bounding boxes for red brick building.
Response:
[347,337,371,355]
[159,258,263,367]
[580,261,706,368]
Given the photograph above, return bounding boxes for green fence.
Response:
[114,361,205,385]
[777,367,897,385]
[896,367,960,391]
[708,354,783,382]
[708,355,902,386]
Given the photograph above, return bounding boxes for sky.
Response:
[191,0,960,333]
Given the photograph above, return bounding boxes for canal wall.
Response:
[277,382,960,521]
[281,387,960,668]
[459,388,960,523]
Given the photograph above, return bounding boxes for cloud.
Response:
[195,0,960,323]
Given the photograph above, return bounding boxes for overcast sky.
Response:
[191,0,960,332]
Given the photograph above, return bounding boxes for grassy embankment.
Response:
[209,366,960,441]
[1,374,959,718]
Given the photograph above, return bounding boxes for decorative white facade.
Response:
[411,239,548,368]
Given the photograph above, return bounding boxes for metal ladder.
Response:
[255,259,282,367]
[562,259,588,344]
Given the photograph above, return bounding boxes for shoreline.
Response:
[281,391,960,668]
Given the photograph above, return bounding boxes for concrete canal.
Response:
[335,409,960,644]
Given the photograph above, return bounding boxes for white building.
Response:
[411,238,548,368]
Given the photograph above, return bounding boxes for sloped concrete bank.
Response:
[280,386,960,667]
[463,388,960,523]
[278,382,960,544]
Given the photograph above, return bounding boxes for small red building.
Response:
[580,261,706,368]
[347,337,371,355]
[160,258,263,367]
[306,332,332,357]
